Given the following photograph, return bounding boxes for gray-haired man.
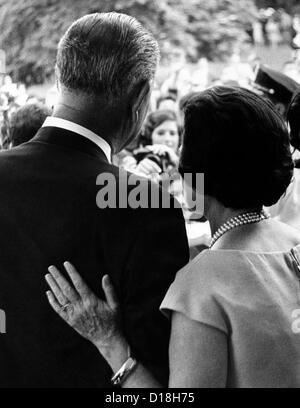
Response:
[0,12,189,387]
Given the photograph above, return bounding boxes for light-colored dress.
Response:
[160,245,300,388]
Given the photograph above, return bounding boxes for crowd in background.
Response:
[251,8,300,49]
[1,10,300,389]
[2,8,300,152]
[1,9,300,256]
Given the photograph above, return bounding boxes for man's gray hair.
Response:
[56,12,160,102]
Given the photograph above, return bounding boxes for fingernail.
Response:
[48,265,55,272]
[46,291,51,297]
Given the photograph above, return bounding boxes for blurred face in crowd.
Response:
[151,120,179,152]
[158,98,177,112]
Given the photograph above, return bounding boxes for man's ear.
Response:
[55,78,61,93]
[119,80,150,153]
[129,80,151,117]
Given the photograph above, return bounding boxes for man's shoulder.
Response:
[0,143,28,157]
[0,143,32,168]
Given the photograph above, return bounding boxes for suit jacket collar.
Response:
[42,117,111,162]
[31,126,110,163]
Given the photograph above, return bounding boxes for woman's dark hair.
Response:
[140,109,180,146]
[178,92,199,113]
[287,90,300,153]
[179,86,294,209]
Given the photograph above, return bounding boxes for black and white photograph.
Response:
[0,0,300,391]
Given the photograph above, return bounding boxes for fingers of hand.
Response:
[45,273,70,306]
[148,160,163,174]
[102,275,119,311]
[146,145,158,153]
[63,261,92,298]
[154,144,166,155]
[46,290,68,319]
[170,153,179,165]
[138,158,161,174]
[47,265,78,302]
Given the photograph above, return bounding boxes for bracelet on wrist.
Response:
[111,345,138,387]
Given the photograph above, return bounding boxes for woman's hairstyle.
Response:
[179,86,294,209]
[140,109,180,146]
[178,92,199,113]
[287,90,300,152]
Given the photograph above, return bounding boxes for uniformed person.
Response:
[251,64,300,117]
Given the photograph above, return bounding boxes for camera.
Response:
[133,146,174,173]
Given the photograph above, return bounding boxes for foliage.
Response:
[0,0,258,85]
[255,0,300,13]
[171,0,258,61]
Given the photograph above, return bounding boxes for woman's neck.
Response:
[206,199,262,236]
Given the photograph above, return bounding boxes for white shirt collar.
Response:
[42,117,111,163]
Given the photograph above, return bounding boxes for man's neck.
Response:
[52,103,116,153]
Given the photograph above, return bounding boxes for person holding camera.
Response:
[120,110,181,178]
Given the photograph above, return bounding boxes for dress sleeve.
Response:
[160,251,229,335]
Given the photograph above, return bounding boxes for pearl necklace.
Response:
[209,210,270,249]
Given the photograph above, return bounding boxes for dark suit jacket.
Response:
[0,126,189,388]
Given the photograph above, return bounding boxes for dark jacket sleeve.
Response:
[121,202,189,386]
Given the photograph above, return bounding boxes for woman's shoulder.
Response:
[175,248,249,289]
[176,235,300,287]
[183,247,248,273]
[161,250,232,332]
[161,248,259,332]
